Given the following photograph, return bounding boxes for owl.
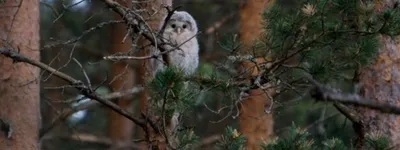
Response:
[149,11,199,77]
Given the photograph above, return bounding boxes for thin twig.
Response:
[158,6,182,37]
[72,58,92,89]
[103,32,200,60]
[39,87,144,138]
[0,48,148,131]
[101,0,178,66]
[41,20,124,50]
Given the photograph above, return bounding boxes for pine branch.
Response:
[333,103,362,123]
[306,75,400,114]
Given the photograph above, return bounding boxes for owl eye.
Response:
[171,24,176,28]
[182,24,187,29]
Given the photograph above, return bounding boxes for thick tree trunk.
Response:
[133,0,172,149]
[0,0,40,149]
[107,0,135,147]
[238,0,275,150]
[357,35,400,148]
[357,36,400,147]
[356,0,400,148]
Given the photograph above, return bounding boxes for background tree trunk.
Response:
[356,0,400,148]
[40,23,71,150]
[0,0,40,149]
[107,0,135,147]
[238,0,275,149]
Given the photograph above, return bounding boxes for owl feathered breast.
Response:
[149,11,199,76]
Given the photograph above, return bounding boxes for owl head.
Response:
[162,11,198,35]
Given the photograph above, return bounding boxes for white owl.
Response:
[149,11,199,77]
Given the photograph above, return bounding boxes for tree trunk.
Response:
[238,0,275,150]
[107,0,135,147]
[133,0,172,149]
[0,0,40,149]
[356,0,400,148]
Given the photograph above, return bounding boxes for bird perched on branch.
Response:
[149,11,199,77]
[147,11,199,146]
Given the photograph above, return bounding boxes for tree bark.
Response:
[133,0,172,149]
[356,0,400,148]
[107,0,136,147]
[238,0,275,150]
[0,0,40,149]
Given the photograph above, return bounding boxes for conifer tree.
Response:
[210,0,400,149]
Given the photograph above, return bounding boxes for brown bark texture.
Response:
[0,0,40,149]
[238,0,275,150]
[107,0,135,144]
[356,0,400,148]
[133,0,172,149]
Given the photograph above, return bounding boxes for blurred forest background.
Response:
[38,0,354,149]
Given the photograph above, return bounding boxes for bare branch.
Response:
[41,20,124,50]
[39,86,144,138]
[0,48,148,130]
[306,75,400,114]
[72,58,92,89]
[100,0,178,65]
[103,32,200,60]
[158,6,182,37]
[41,133,142,149]
[205,12,235,35]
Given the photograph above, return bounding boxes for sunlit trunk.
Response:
[0,0,40,149]
[238,0,275,149]
[356,0,400,148]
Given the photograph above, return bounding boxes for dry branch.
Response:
[205,12,235,35]
[103,32,200,61]
[41,133,142,149]
[307,76,400,114]
[39,86,143,138]
[100,0,176,65]
[0,48,148,130]
[41,20,124,50]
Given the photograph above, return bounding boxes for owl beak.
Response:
[176,28,182,34]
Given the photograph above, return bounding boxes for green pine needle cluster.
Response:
[176,128,199,149]
[261,0,400,82]
[262,124,390,150]
[216,126,246,150]
[148,67,198,118]
[364,132,390,150]
[262,124,316,150]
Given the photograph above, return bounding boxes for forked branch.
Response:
[0,48,149,130]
